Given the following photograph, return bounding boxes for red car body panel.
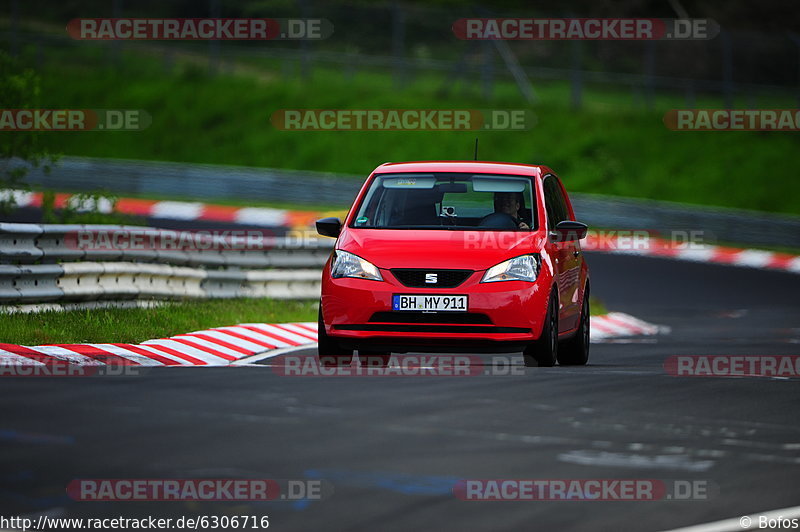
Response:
[320,161,589,353]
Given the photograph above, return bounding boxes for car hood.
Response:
[337,229,546,270]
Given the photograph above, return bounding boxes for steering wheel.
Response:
[478,212,518,229]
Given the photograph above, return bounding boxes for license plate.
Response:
[392,294,468,312]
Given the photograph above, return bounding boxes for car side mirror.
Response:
[551,220,588,242]
[316,217,342,238]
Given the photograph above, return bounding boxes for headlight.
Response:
[481,254,539,283]
[331,250,383,281]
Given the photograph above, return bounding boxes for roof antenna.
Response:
[473,138,479,161]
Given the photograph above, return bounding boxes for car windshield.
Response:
[350,173,537,230]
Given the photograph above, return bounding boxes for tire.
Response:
[317,306,354,367]
[558,290,590,366]
[359,350,392,368]
[523,291,558,367]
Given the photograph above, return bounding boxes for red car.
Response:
[315,161,590,367]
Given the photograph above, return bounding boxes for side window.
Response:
[551,178,571,224]
[543,176,563,230]
[544,175,571,230]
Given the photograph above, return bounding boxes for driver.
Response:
[494,192,530,229]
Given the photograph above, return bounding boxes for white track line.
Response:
[1,314,664,369]
[658,504,800,532]
[232,344,317,365]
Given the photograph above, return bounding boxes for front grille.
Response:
[369,311,492,324]
[391,269,473,288]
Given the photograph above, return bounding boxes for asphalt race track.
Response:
[2,252,799,531]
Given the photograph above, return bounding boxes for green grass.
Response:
[0,298,318,345]
[589,297,607,317]
[1,295,608,345]
[9,40,797,216]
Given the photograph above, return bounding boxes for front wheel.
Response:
[557,290,590,366]
[317,307,354,367]
[523,292,558,367]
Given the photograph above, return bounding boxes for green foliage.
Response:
[0,295,609,344]
[40,190,134,225]
[2,37,790,216]
[0,298,318,344]
[0,51,58,212]
[35,60,800,215]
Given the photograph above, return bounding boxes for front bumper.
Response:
[321,267,551,352]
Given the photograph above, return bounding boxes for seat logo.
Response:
[425,273,438,284]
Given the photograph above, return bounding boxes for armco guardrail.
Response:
[13,156,800,249]
[0,223,332,304]
[569,194,800,250]
[0,223,334,268]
